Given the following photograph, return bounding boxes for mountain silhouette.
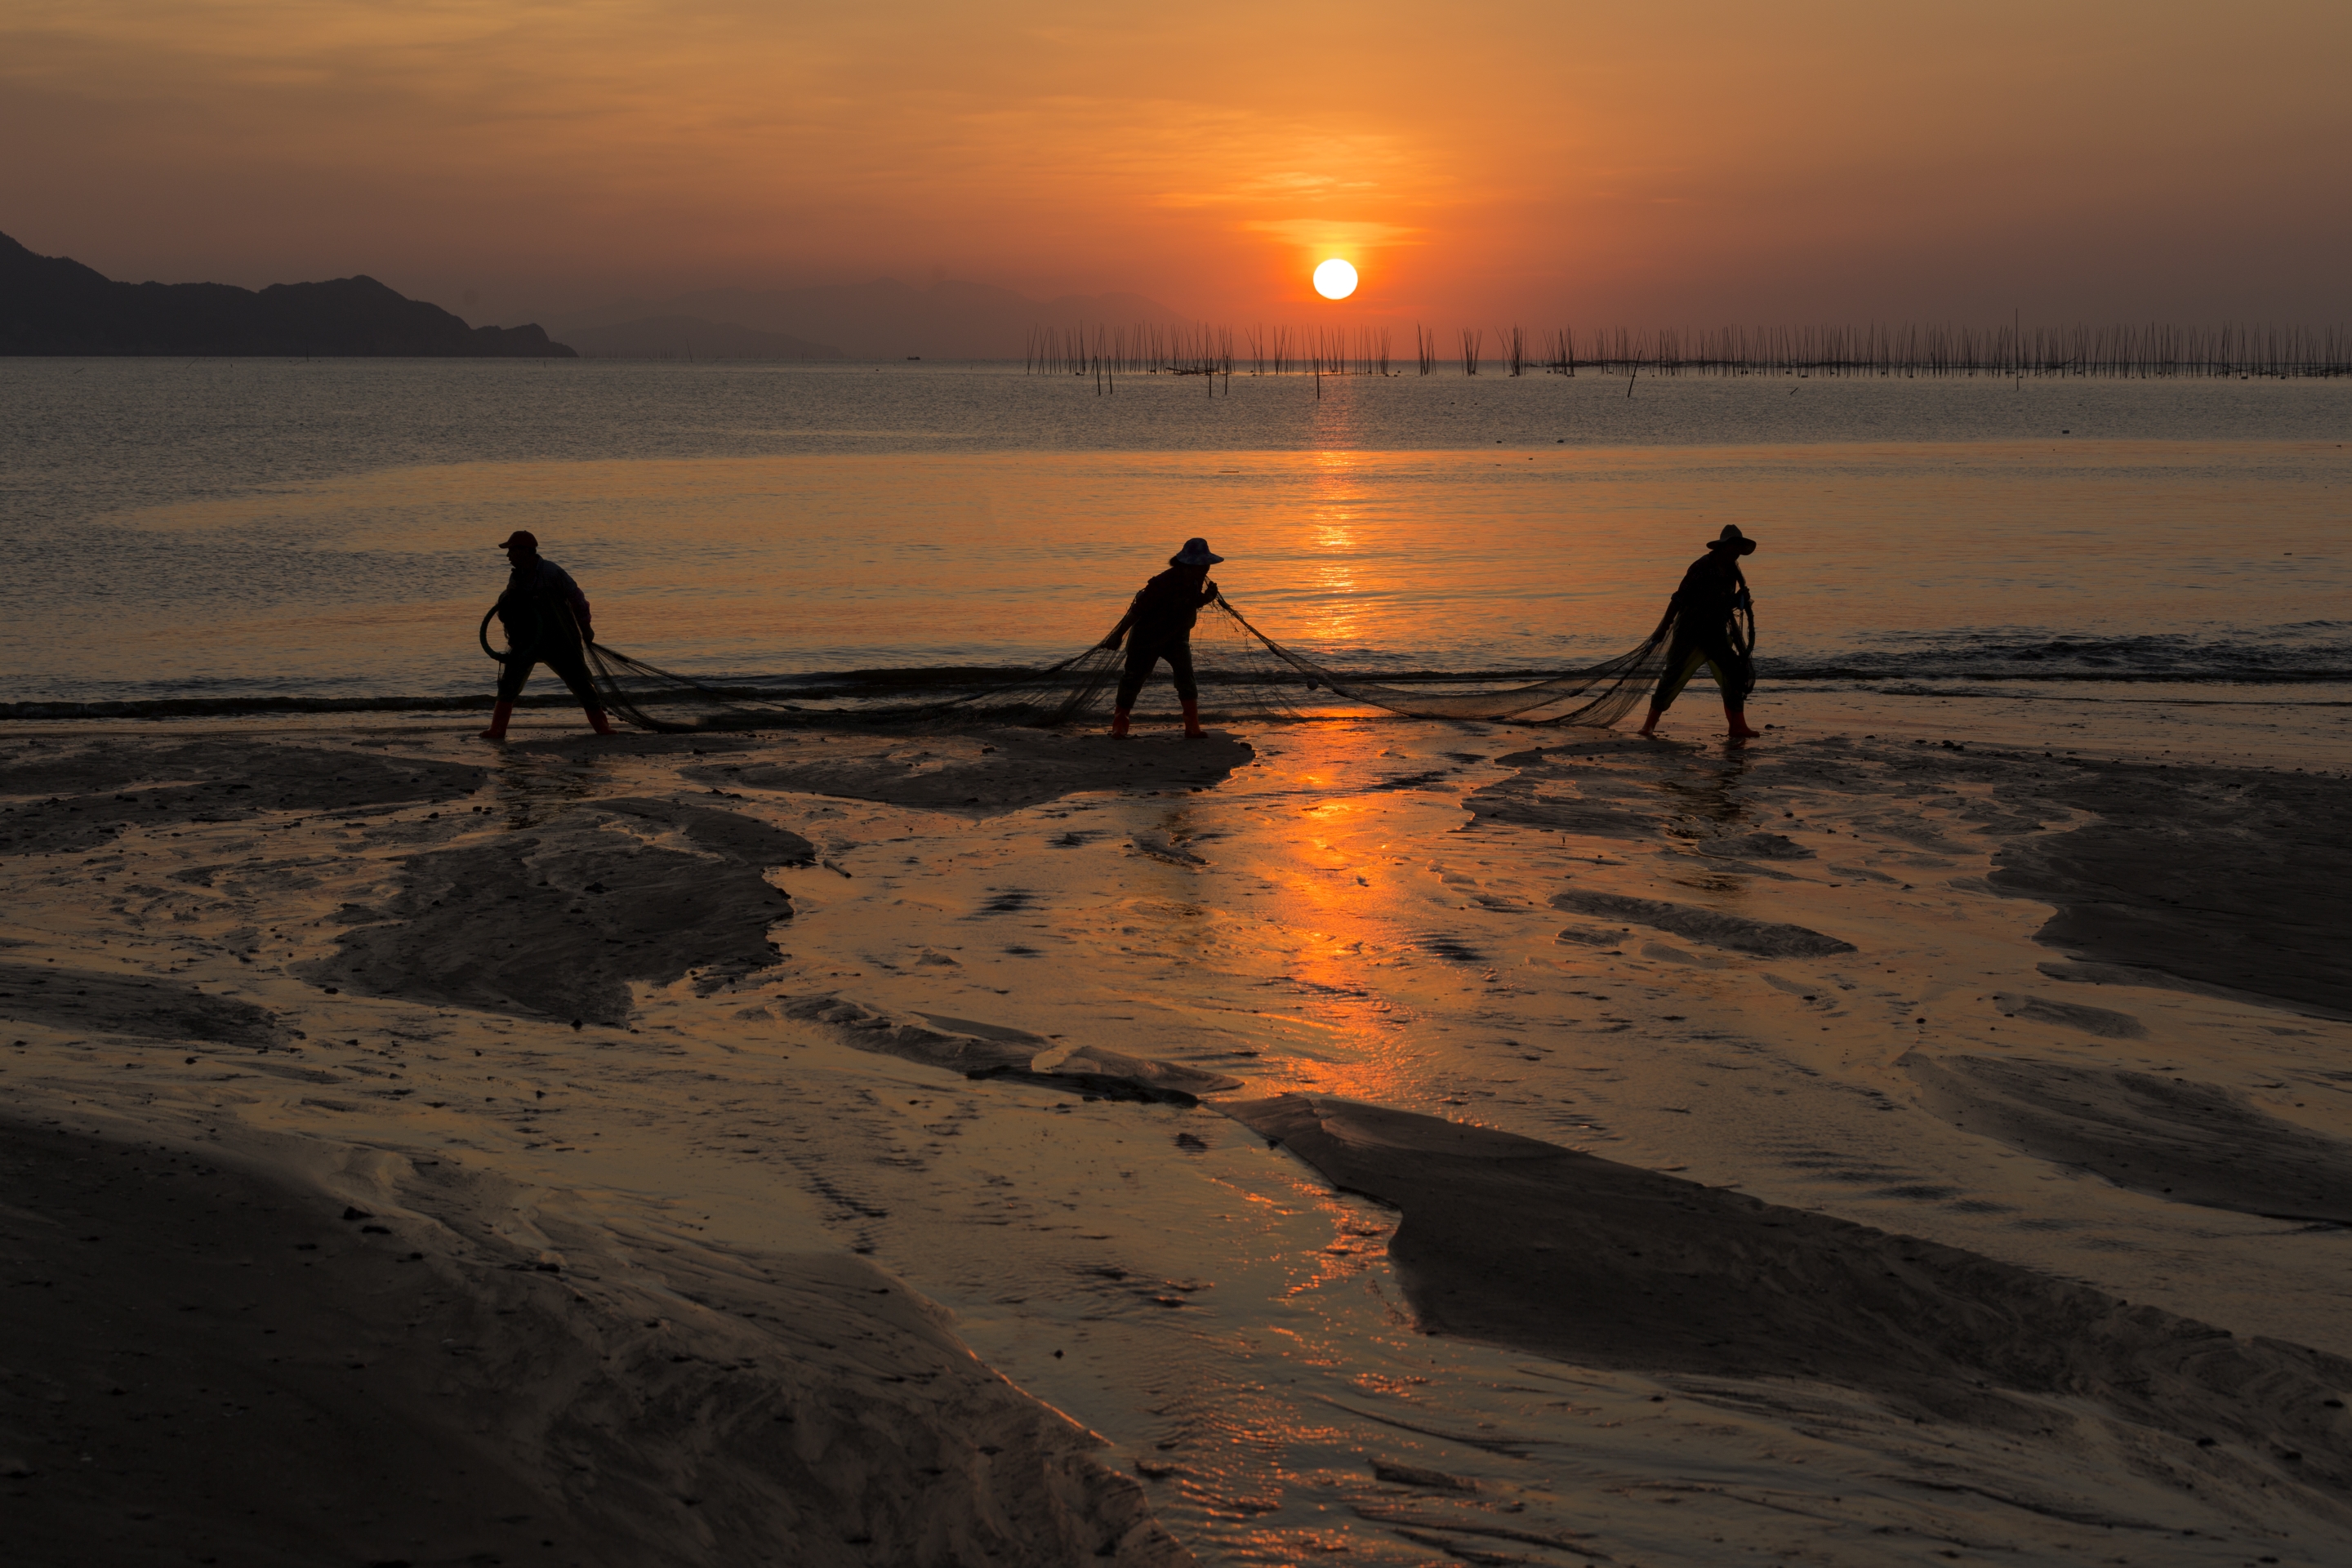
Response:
[557,277,1192,361]
[0,232,573,357]
[562,314,847,361]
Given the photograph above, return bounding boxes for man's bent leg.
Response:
[1641,636,1706,735]
[1115,645,1159,710]
[1690,630,1758,739]
[1165,644,1205,737]
[547,648,613,734]
[1112,645,1159,735]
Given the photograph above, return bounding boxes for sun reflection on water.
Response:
[1298,448,1372,648]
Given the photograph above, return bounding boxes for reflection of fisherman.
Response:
[1101,537,1223,739]
[479,530,615,742]
[1638,524,1762,740]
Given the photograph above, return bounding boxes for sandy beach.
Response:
[5,694,2350,1566]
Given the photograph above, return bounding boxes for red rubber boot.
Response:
[586,708,617,736]
[479,701,513,742]
[1110,707,1132,738]
[1724,698,1761,740]
[1181,698,1205,739]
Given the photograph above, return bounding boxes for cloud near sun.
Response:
[1,1,2345,323]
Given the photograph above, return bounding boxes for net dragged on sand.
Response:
[553,599,1677,734]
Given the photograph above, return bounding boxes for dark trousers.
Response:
[1651,621,1744,711]
[1116,639,1197,708]
[496,642,601,712]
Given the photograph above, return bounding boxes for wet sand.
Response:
[1903,1053,2352,1223]
[1990,759,2352,1016]
[5,703,2352,1565]
[0,1119,1185,1568]
[1223,1092,2350,1469]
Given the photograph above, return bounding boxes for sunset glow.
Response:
[1312,259,1359,301]
[0,3,2344,333]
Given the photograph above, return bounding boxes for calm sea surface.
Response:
[3,359,2347,710]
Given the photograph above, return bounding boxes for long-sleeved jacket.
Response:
[1667,550,1747,622]
[497,556,594,649]
[1104,568,1218,651]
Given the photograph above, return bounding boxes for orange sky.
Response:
[4,2,2345,328]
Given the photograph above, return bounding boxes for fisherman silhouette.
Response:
[1638,524,1762,741]
[1101,538,1223,738]
[479,531,614,741]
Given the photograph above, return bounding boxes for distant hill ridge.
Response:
[0,232,572,358]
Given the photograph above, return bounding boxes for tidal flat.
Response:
[3,692,2350,1566]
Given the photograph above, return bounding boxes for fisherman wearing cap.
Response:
[1637,524,1762,741]
[1101,537,1223,739]
[479,530,614,741]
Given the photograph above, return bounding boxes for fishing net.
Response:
[482,596,1729,734]
[1214,598,1677,727]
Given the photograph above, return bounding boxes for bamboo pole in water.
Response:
[1022,319,2349,378]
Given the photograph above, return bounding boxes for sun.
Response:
[1312,258,1358,301]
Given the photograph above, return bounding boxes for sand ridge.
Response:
[1547,889,1856,957]
[1990,759,2352,1016]
[1905,1052,2352,1223]
[0,1114,1192,1567]
[0,738,487,858]
[0,962,283,1045]
[310,795,812,1025]
[770,992,1245,1102]
[1223,1092,2352,1512]
[684,728,1255,816]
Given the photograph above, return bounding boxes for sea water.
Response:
[3,358,2347,710]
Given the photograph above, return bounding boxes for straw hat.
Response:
[1707,524,1757,555]
[1170,537,1226,566]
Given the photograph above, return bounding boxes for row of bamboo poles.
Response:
[1025,322,2352,378]
[1023,323,1238,378]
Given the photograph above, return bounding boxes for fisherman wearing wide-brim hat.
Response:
[1637,524,1762,741]
[1100,537,1224,738]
